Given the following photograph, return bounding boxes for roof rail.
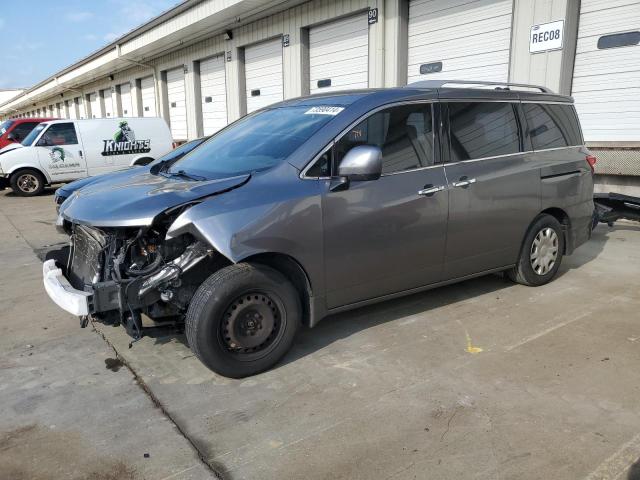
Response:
[405,80,554,94]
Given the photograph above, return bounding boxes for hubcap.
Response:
[530,227,559,275]
[221,292,283,357]
[17,173,39,193]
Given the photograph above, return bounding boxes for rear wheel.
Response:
[508,214,565,286]
[185,263,301,378]
[10,169,45,196]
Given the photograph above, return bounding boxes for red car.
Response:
[0,118,56,149]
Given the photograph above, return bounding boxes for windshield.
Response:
[22,123,46,146]
[167,105,341,178]
[0,120,14,135]
[155,137,207,164]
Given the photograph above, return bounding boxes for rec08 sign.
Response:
[529,20,564,53]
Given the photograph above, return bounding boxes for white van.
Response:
[0,117,173,196]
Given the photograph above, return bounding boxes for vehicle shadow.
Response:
[281,273,513,367]
[1,187,56,197]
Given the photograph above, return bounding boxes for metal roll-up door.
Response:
[309,13,369,94]
[200,55,227,135]
[103,89,114,117]
[89,92,99,118]
[245,38,283,113]
[407,0,513,83]
[571,0,640,142]
[68,100,77,120]
[140,76,157,117]
[166,68,188,140]
[120,83,133,117]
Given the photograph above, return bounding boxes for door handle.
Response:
[78,150,83,158]
[452,177,476,188]
[418,185,445,197]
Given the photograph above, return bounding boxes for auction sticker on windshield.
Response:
[304,106,344,116]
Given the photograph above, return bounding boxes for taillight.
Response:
[586,154,597,174]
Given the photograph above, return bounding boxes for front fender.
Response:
[4,162,52,183]
[165,163,326,296]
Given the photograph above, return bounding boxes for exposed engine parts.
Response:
[65,221,219,341]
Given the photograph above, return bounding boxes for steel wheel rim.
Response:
[17,173,39,193]
[530,227,559,275]
[219,291,286,361]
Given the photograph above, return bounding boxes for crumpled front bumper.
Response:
[42,259,91,316]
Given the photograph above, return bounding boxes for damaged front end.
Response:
[46,212,225,342]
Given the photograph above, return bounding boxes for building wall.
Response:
[3,0,638,183]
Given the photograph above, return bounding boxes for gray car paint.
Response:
[58,86,594,327]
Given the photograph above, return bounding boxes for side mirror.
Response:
[338,145,382,182]
[37,136,53,147]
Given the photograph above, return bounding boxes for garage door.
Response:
[89,92,99,118]
[245,38,283,113]
[120,83,133,117]
[166,68,188,140]
[407,0,513,83]
[571,0,640,142]
[140,76,157,117]
[200,55,227,135]
[309,14,369,94]
[67,100,77,120]
[103,89,114,118]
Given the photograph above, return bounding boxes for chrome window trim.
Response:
[300,100,437,180]
[445,145,583,166]
[300,142,334,180]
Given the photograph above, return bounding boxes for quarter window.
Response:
[448,102,521,161]
[335,104,434,175]
[523,103,582,150]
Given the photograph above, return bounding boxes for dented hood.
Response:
[59,168,250,227]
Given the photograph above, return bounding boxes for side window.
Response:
[523,103,582,150]
[335,104,434,175]
[448,102,520,161]
[40,123,78,146]
[11,122,39,141]
[305,149,332,178]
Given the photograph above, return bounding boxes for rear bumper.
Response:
[42,259,91,316]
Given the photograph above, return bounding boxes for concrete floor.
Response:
[1,187,640,480]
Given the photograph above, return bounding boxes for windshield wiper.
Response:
[165,169,206,181]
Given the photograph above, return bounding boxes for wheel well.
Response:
[10,167,48,184]
[132,157,154,166]
[243,253,312,327]
[540,207,571,253]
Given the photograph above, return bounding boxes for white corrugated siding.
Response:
[88,92,99,118]
[103,88,114,117]
[166,67,188,139]
[245,38,283,113]
[571,0,640,142]
[200,55,227,135]
[407,0,513,83]
[309,13,369,94]
[141,76,157,117]
[120,83,133,117]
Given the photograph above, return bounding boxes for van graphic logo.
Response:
[102,121,151,156]
[49,147,65,163]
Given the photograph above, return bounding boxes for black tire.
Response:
[10,169,46,196]
[185,263,301,378]
[508,214,565,286]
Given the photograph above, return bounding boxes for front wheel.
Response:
[508,214,565,286]
[10,169,46,196]
[185,263,301,378]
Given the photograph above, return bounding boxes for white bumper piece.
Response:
[42,259,91,316]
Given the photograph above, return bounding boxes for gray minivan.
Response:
[44,81,595,378]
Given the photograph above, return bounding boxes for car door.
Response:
[442,100,540,280]
[35,122,88,181]
[322,102,449,309]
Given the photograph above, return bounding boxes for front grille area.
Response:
[68,225,107,290]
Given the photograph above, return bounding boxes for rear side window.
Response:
[40,123,78,145]
[448,102,520,161]
[523,103,582,150]
[335,103,434,175]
